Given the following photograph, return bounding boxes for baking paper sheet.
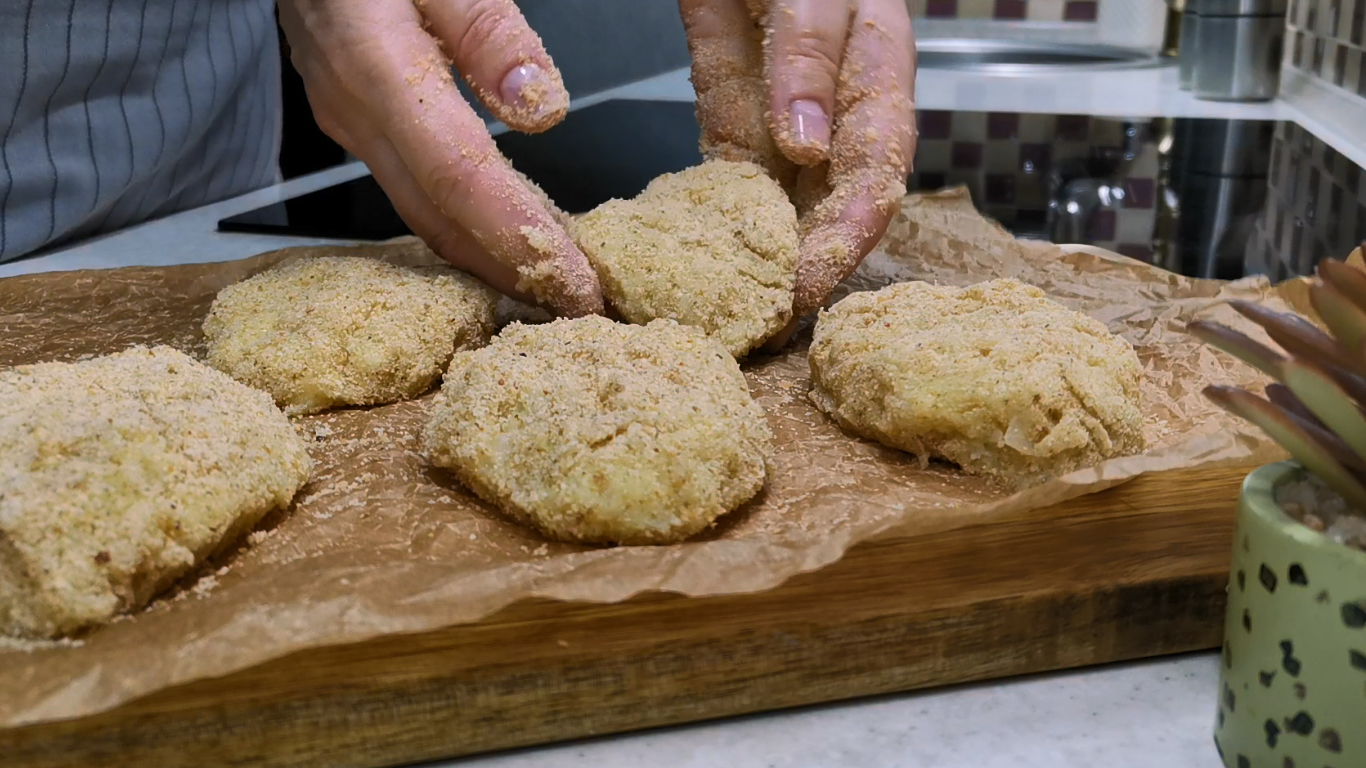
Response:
[0,188,1287,727]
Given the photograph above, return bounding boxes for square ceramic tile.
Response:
[1063,0,1098,22]
[915,172,947,190]
[1345,45,1364,92]
[984,142,1019,173]
[958,0,994,17]
[918,110,954,140]
[993,0,1027,20]
[951,141,984,169]
[987,112,1021,140]
[1320,39,1337,79]
[1124,178,1156,209]
[1358,46,1366,96]
[1117,244,1155,262]
[1027,0,1063,21]
[1087,209,1117,241]
[1327,0,1344,38]
[1089,120,1125,148]
[1056,115,1090,141]
[1115,208,1155,244]
[922,0,959,18]
[1129,147,1161,178]
[984,174,1016,205]
[1016,176,1047,207]
[1019,114,1056,143]
[915,139,953,172]
[953,111,988,142]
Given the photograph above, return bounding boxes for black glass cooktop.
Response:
[220,99,1365,283]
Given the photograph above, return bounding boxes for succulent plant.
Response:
[1188,257,1366,512]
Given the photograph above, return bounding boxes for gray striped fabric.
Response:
[0,0,281,262]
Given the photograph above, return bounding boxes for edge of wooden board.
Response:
[3,464,1250,768]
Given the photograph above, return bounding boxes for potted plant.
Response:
[1188,256,1366,768]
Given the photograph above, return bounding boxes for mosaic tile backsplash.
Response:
[1287,0,1366,97]
[1251,121,1366,280]
[911,0,1101,21]
[910,111,1159,260]
[910,112,1364,280]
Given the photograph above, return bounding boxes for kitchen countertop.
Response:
[10,48,1353,767]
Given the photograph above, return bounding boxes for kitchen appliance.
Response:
[1185,0,1288,102]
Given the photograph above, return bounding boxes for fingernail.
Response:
[500,64,559,115]
[790,99,830,148]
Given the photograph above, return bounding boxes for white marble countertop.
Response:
[8,46,1344,767]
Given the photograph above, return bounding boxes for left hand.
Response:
[679,0,917,328]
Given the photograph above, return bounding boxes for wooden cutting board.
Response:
[2,463,1248,768]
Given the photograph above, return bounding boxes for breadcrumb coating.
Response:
[422,316,773,545]
[572,160,799,358]
[809,279,1146,488]
[0,346,313,639]
[203,256,499,416]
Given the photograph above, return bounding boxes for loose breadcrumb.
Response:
[572,160,799,358]
[203,256,499,416]
[0,346,313,639]
[809,279,1146,488]
[422,316,773,545]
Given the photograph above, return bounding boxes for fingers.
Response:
[766,0,852,166]
[792,0,915,317]
[285,43,533,300]
[417,0,570,134]
[332,101,533,300]
[679,0,797,188]
[284,0,603,318]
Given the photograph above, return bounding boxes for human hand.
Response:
[679,0,916,326]
[277,0,604,317]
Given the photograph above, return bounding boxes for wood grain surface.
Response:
[2,464,1250,768]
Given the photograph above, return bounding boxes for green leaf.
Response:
[1265,384,1366,474]
[1317,259,1366,313]
[1281,360,1366,467]
[1229,300,1365,375]
[1227,301,1366,403]
[1310,281,1366,360]
[1205,385,1366,510]
[1266,383,1327,429]
[1186,320,1285,378]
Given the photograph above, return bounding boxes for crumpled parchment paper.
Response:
[0,187,1289,728]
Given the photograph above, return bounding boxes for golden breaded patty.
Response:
[204,256,499,416]
[571,160,799,358]
[422,316,773,545]
[0,346,313,639]
[809,279,1146,488]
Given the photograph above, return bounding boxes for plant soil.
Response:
[1276,473,1366,552]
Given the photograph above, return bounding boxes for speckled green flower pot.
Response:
[1215,461,1366,768]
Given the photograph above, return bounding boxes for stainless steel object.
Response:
[1160,118,1275,279]
[1178,11,1200,89]
[1164,0,1187,58]
[1186,0,1288,102]
[914,39,1169,73]
[1046,121,1148,244]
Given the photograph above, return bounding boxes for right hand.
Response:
[277,0,604,318]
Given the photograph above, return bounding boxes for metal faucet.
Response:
[1045,121,1147,245]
